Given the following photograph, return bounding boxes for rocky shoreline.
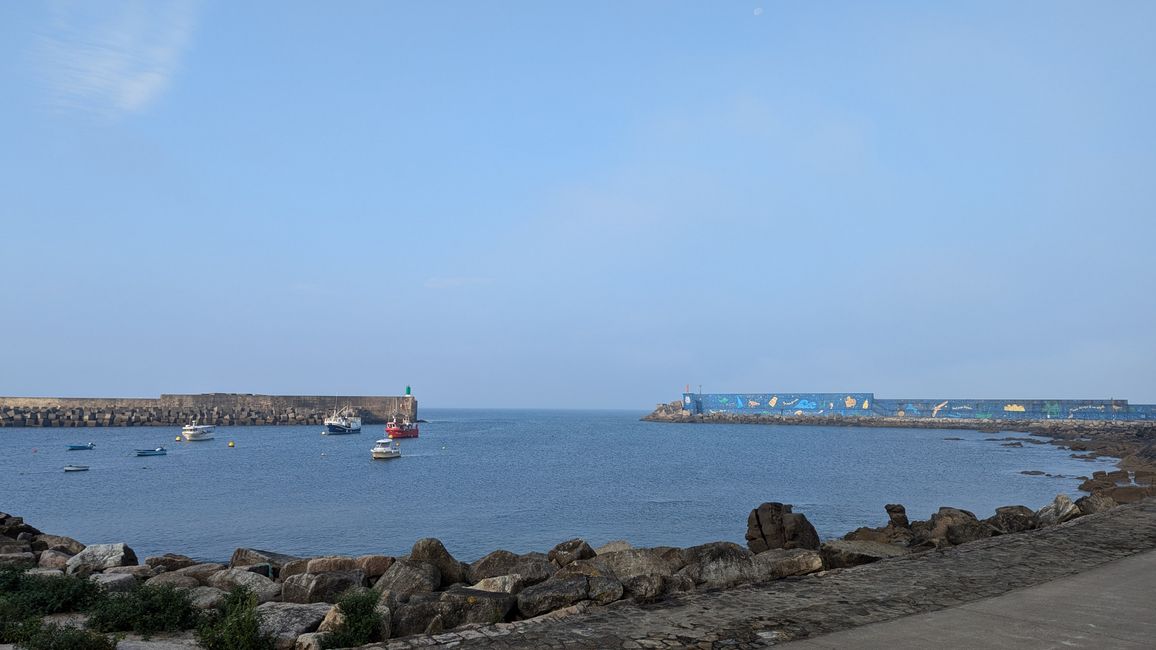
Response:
[3,481,1148,649]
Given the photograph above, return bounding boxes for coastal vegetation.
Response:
[196,586,275,650]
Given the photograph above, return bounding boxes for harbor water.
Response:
[0,409,1116,562]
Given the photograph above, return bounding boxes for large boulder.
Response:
[1103,485,1155,504]
[594,540,632,555]
[355,555,395,580]
[0,552,35,568]
[435,588,517,628]
[90,572,137,593]
[144,553,197,572]
[65,543,137,576]
[189,586,227,610]
[283,570,366,604]
[516,575,590,617]
[1076,494,1118,516]
[305,556,356,574]
[390,597,443,638]
[911,507,991,548]
[884,504,910,528]
[466,549,555,586]
[1037,494,1081,526]
[104,565,156,579]
[679,541,755,590]
[410,538,464,588]
[372,559,439,599]
[280,558,312,581]
[983,506,1038,535]
[37,549,72,571]
[745,503,820,553]
[205,568,282,603]
[596,547,685,581]
[30,534,84,555]
[229,548,304,579]
[256,602,330,650]
[820,540,909,569]
[548,539,595,568]
[586,576,624,605]
[172,562,226,584]
[469,573,528,594]
[750,549,824,580]
[145,572,201,589]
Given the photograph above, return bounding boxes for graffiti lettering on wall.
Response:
[1004,404,1026,412]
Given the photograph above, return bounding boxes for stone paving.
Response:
[360,499,1156,650]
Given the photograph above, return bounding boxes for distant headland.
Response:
[0,393,417,427]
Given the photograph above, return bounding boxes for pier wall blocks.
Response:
[683,393,1156,421]
[0,394,416,428]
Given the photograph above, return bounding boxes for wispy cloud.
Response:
[35,0,198,119]
[424,276,494,290]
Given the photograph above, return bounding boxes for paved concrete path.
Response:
[784,548,1156,649]
[368,499,1156,649]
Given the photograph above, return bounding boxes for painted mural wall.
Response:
[682,393,1156,420]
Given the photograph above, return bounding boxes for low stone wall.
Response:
[0,393,417,427]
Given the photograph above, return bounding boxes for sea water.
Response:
[0,409,1115,561]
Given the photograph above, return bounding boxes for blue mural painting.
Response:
[683,392,1156,421]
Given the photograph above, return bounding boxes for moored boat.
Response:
[371,439,401,459]
[135,447,167,457]
[67,442,96,451]
[323,407,362,435]
[63,464,89,472]
[386,417,419,439]
[182,420,215,441]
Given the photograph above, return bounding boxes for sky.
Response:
[1,1,1154,408]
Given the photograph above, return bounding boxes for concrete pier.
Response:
[0,393,416,427]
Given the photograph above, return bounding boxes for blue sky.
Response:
[1,1,1154,408]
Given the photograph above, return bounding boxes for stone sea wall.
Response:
[0,393,417,427]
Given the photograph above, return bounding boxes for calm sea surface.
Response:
[0,409,1115,562]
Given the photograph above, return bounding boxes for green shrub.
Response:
[86,583,201,636]
[320,587,385,649]
[0,569,103,618]
[196,586,275,650]
[6,618,118,650]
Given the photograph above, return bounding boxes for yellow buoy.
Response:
[175,436,181,441]
[228,441,235,448]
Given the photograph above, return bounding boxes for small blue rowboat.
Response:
[63,465,89,472]
[135,447,167,457]
[67,443,96,451]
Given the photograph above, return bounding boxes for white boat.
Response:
[63,464,89,472]
[323,407,362,435]
[370,439,401,459]
[182,420,215,441]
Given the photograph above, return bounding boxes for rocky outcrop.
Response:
[745,503,820,553]
[230,548,304,578]
[256,602,331,650]
[410,538,465,588]
[910,508,992,548]
[1036,495,1081,526]
[146,572,201,589]
[983,506,1038,535]
[355,554,395,580]
[65,542,137,576]
[145,553,197,572]
[467,549,555,586]
[206,568,281,603]
[516,575,591,617]
[469,574,528,594]
[90,572,137,592]
[283,570,366,604]
[548,539,595,568]
[1076,494,1119,515]
[820,540,910,569]
[373,558,440,598]
[30,534,84,555]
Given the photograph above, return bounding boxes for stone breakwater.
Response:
[645,402,1156,505]
[2,490,1146,649]
[0,393,417,427]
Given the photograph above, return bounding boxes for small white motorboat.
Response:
[63,465,89,472]
[135,447,167,457]
[371,439,401,460]
[182,420,215,441]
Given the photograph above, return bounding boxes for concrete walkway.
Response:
[784,548,1156,649]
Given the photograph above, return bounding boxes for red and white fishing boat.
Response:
[386,417,419,439]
